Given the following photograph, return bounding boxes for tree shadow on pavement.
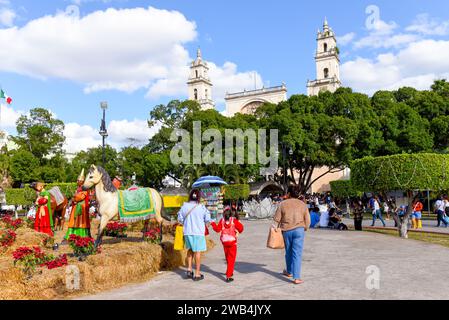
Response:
[234,261,292,283]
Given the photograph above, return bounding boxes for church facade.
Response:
[186,18,348,192]
[225,84,287,116]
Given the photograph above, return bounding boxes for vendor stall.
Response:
[192,176,227,221]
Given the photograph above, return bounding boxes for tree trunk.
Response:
[397,190,416,239]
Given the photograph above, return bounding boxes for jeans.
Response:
[437,210,448,227]
[372,209,386,226]
[282,227,305,280]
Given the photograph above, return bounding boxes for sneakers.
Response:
[226,278,234,283]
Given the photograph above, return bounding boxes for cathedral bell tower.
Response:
[307,18,341,96]
[187,48,215,110]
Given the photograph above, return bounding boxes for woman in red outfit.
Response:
[211,206,244,283]
[35,195,53,236]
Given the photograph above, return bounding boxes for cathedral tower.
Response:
[187,48,215,110]
[307,18,341,96]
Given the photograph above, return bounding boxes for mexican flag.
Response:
[0,90,12,104]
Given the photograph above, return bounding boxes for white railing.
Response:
[225,84,287,99]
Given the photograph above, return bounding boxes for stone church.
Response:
[186,18,349,192]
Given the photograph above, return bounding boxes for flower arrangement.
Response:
[12,246,51,274]
[1,215,23,230]
[104,221,128,238]
[68,234,97,256]
[43,254,68,270]
[0,229,17,247]
[12,246,68,274]
[143,227,161,244]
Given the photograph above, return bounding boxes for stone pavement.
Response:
[81,220,449,300]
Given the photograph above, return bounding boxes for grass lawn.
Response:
[365,228,449,249]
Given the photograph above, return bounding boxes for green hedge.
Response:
[222,184,250,200]
[5,183,78,206]
[329,180,362,198]
[351,153,449,192]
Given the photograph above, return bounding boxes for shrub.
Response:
[329,180,362,198]
[12,246,51,274]
[0,229,17,247]
[68,235,97,256]
[143,227,161,244]
[1,215,23,230]
[351,153,449,192]
[104,222,128,238]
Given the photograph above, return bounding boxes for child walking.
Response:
[211,206,244,283]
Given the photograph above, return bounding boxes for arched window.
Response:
[194,89,198,100]
[195,70,199,78]
[205,89,208,99]
[324,43,328,52]
[324,68,329,78]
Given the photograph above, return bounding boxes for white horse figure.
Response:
[82,165,167,247]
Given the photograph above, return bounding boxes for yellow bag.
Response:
[174,225,184,251]
[174,204,198,251]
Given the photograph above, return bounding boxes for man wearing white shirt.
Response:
[435,195,449,227]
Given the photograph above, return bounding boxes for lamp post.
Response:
[99,102,108,167]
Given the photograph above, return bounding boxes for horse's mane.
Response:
[89,166,117,193]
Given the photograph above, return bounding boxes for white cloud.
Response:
[0,104,21,128]
[0,6,197,96]
[0,6,265,103]
[406,14,449,36]
[63,122,102,154]
[341,39,449,95]
[0,7,15,27]
[108,119,160,145]
[63,119,160,154]
[354,18,419,49]
[337,32,356,46]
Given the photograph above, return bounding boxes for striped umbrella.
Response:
[192,176,228,188]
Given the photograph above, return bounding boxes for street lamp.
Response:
[99,101,108,167]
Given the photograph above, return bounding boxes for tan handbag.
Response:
[267,223,285,249]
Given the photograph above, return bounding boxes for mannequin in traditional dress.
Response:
[34,182,54,236]
[112,176,122,190]
[65,169,91,239]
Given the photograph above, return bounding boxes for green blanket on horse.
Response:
[118,188,156,222]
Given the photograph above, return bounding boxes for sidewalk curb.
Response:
[349,225,449,236]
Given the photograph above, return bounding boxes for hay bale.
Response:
[0,220,215,300]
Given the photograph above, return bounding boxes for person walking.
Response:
[210,206,244,283]
[370,195,386,227]
[434,195,448,228]
[177,189,212,281]
[273,187,310,285]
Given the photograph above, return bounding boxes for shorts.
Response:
[411,212,422,219]
[184,235,207,252]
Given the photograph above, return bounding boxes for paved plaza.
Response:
[82,220,449,300]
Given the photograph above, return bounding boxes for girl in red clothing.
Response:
[211,206,244,283]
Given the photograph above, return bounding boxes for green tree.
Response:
[352,153,449,238]
[9,150,39,185]
[11,108,65,160]
[71,145,119,179]
[119,146,145,185]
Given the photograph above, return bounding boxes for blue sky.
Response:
[1,0,449,152]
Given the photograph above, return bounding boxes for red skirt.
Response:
[34,206,53,237]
